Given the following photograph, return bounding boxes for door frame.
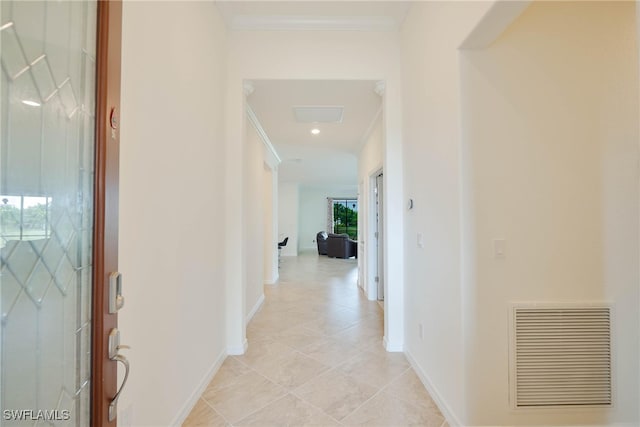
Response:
[374,170,384,301]
[91,1,122,426]
[366,167,383,301]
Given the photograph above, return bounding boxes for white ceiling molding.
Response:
[247,106,282,167]
[243,81,255,97]
[459,0,532,50]
[229,15,401,31]
[246,80,381,186]
[374,81,385,97]
[355,104,383,154]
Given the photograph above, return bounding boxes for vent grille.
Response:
[513,306,611,408]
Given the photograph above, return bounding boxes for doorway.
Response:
[374,171,384,301]
[238,77,402,351]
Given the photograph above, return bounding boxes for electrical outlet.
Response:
[418,323,423,340]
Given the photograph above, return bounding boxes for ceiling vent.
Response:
[510,305,612,409]
[293,106,344,123]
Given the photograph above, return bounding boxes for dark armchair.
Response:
[327,233,357,259]
[316,231,328,255]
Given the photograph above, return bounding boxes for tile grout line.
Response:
[237,354,338,422]
[199,369,256,396]
[334,365,421,423]
[198,398,234,427]
[288,387,346,426]
[219,359,293,424]
[241,349,332,394]
[187,254,397,426]
[200,353,303,422]
[384,367,447,424]
[338,359,412,391]
[293,340,368,369]
[230,392,291,426]
[285,354,387,424]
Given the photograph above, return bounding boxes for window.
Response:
[332,199,358,240]
[0,195,52,247]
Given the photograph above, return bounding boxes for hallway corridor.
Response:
[183,252,447,426]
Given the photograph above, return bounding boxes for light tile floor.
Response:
[183,252,448,427]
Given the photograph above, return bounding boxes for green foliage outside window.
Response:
[333,199,358,240]
[0,196,51,246]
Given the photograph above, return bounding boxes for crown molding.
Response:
[459,0,532,50]
[243,82,255,97]
[374,81,385,97]
[246,106,282,167]
[230,15,401,32]
[355,104,383,154]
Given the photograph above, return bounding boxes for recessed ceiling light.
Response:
[22,100,41,107]
[311,128,320,135]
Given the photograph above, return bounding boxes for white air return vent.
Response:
[293,106,344,123]
[511,305,612,408]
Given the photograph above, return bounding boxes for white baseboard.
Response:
[383,336,404,352]
[404,348,463,427]
[246,294,265,324]
[170,348,227,427]
[227,339,248,355]
[365,283,376,301]
[265,273,279,285]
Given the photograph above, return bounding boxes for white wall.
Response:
[298,185,357,252]
[357,114,383,299]
[262,165,278,284]
[460,2,639,425]
[637,3,640,421]
[225,28,405,352]
[400,2,494,424]
[244,121,265,323]
[118,2,228,425]
[278,182,299,256]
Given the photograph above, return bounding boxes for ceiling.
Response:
[219,2,402,188]
[215,1,411,31]
[246,80,382,187]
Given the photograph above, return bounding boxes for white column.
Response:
[379,79,405,352]
[268,167,279,283]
